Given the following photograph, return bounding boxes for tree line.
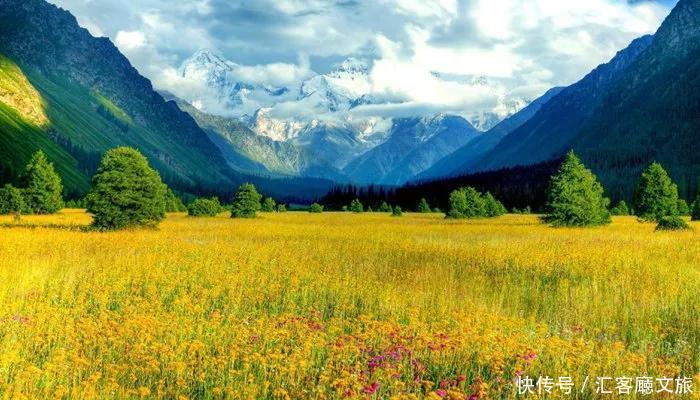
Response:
[1,148,698,231]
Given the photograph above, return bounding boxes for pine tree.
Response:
[378,201,391,212]
[22,150,63,214]
[483,192,507,217]
[0,184,24,215]
[610,200,630,216]
[447,187,486,219]
[309,203,324,213]
[261,197,277,212]
[634,162,679,222]
[677,199,690,216]
[543,151,610,227]
[349,199,364,213]
[231,183,262,218]
[392,206,403,217]
[87,147,167,230]
[417,198,431,213]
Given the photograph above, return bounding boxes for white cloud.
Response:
[114,30,146,50]
[52,0,675,121]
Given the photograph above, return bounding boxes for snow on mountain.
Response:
[174,49,531,182]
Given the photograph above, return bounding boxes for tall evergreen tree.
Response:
[634,162,678,222]
[22,150,63,214]
[0,184,24,215]
[543,151,610,227]
[87,147,167,230]
[231,183,262,218]
[417,198,431,213]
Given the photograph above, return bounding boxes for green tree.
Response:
[610,200,630,216]
[634,162,678,222]
[261,197,277,212]
[677,199,690,216]
[309,203,324,213]
[543,151,610,227]
[277,204,287,213]
[656,215,690,231]
[349,199,364,213]
[392,206,403,217]
[417,198,431,213]
[378,201,392,212]
[22,150,63,214]
[0,184,24,215]
[188,197,223,217]
[231,183,262,218]
[692,192,700,221]
[447,187,486,219]
[483,192,507,217]
[87,147,167,230]
[165,188,187,212]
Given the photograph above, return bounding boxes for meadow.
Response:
[0,210,698,399]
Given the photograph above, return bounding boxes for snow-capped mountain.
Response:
[175,49,531,183]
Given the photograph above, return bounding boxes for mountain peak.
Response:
[334,57,370,74]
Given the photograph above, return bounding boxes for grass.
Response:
[0,211,698,399]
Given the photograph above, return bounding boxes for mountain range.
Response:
[1,0,699,204]
[173,49,531,185]
[0,0,335,200]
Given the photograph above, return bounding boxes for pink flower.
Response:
[436,389,447,397]
[363,382,379,395]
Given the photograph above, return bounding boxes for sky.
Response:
[49,0,677,120]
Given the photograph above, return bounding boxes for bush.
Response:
[277,204,287,213]
[0,184,24,215]
[447,187,486,219]
[543,151,610,227]
[483,192,507,217]
[610,200,630,216]
[634,162,678,222]
[188,197,223,217]
[309,203,324,213]
[165,188,187,212]
[378,201,391,212]
[87,147,167,230]
[677,199,690,216]
[22,150,64,214]
[417,198,431,213]
[655,215,690,231]
[349,199,364,213]
[391,206,403,217]
[231,183,262,218]
[261,197,277,212]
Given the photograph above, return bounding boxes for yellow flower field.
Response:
[0,211,698,399]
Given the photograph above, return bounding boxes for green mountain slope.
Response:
[574,0,700,201]
[0,0,238,197]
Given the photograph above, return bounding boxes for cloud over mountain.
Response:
[50,0,673,121]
